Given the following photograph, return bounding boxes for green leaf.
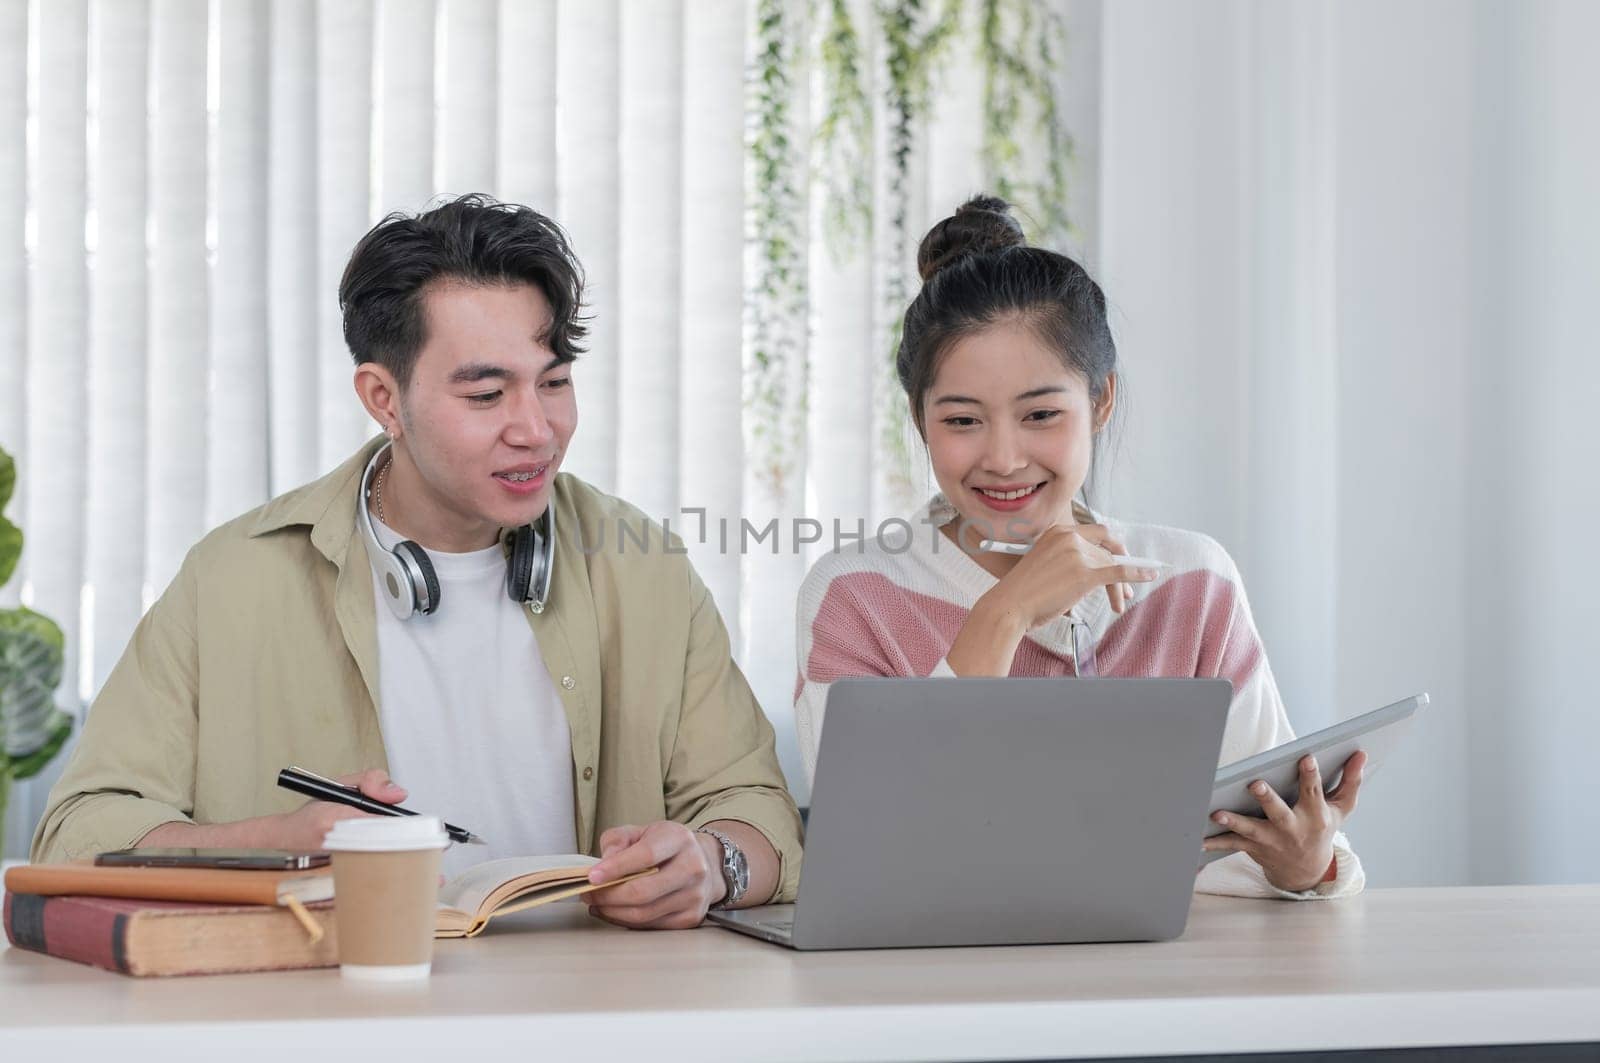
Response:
[0,516,19,591]
[0,450,72,780]
[8,710,71,780]
[0,444,17,590]
[0,606,65,657]
[0,615,68,768]
[0,444,14,511]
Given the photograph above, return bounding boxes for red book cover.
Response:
[3,891,338,976]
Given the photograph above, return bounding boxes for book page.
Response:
[437,854,598,916]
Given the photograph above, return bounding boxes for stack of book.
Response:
[4,852,654,977]
[2,862,338,977]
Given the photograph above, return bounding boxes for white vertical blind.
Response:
[553,0,620,490]
[741,0,809,788]
[494,0,556,211]
[87,0,150,691]
[678,1,744,625]
[439,0,496,194]
[924,1,983,221]
[616,0,683,523]
[27,0,89,713]
[12,0,89,841]
[803,0,875,576]
[267,0,319,496]
[315,0,376,471]
[147,0,209,594]
[376,0,435,214]
[207,1,270,529]
[0,0,26,614]
[863,18,934,521]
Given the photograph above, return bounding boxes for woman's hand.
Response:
[947,523,1157,677]
[1202,752,1367,892]
[986,523,1157,630]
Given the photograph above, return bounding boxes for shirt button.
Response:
[561,676,576,690]
[582,766,594,781]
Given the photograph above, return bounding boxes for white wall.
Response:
[1099,0,1600,886]
[1328,0,1478,887]
[1477,0,1600,885]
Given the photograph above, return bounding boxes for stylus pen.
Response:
[977,539,1171,569]
[277,765,485,845]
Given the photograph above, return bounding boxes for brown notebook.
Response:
[3,861,333,906]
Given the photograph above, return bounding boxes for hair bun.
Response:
[916,194,1027,282]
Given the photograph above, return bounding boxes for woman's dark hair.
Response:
[340,193,588,388]
[898,194,1118,448]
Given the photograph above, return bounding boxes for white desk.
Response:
[3,886,1598,1061]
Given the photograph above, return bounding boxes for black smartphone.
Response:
[93,847,330,870]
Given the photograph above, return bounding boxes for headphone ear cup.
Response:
[393,540,441,615]
[506,525,537,604]
[372,551,418,620]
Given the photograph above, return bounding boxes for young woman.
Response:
[795,195,1366,899]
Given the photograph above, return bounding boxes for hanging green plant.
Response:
[747,0,1073,498]
[979,0,1073,243]
[875,0,964,499]
[746,0,810,498]
[0,444,75,858]
[813,0,872,258]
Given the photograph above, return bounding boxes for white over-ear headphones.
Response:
[357,444,556,620]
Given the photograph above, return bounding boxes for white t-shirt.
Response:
[368,515,577,878]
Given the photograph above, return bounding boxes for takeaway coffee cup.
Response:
[322,815,449,981]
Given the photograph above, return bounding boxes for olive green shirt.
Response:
[32,438,803,900]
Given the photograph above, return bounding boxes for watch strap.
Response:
[696,826,748,910]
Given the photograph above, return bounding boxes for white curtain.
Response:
[1,0,1085,854]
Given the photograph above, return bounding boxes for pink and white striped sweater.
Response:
[794,496,1364,901]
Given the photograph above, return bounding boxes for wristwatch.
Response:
[696,827,749,910]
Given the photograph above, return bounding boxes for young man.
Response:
[33,195,801,929]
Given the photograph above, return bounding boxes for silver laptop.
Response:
[709,677,1231,950]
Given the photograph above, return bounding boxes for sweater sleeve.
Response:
[793,558,956,787]
[1195,544,1365,900]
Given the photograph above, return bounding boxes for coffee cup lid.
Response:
[322,815,450,852]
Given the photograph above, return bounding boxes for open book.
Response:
[434,855,653,938]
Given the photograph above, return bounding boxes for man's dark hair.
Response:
[339,193,588,388]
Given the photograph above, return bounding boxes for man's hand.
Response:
[584,821,726,930]
[273,770,408,849]
[1201,752,1366,892]
[138,769,407,851]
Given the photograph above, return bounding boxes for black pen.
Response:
[277,765,486,845]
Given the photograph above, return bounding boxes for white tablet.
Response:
[1200,693,1429,863]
